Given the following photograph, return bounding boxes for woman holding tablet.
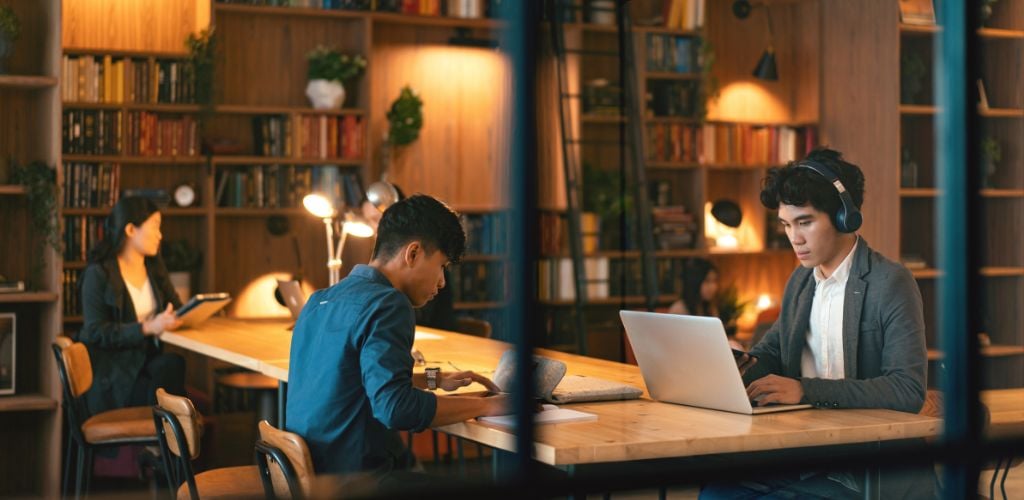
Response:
[79,196,186,415]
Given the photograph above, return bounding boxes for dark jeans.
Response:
[700,472,860,500]
[126,352,186,406]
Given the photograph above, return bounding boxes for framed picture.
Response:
[0,313,14,395]
[899,0,936,26]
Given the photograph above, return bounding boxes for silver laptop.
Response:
[620,310,812,415]
[276,279,307,321]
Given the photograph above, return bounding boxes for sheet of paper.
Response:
[478,405,597,429]
[414,331,445,341]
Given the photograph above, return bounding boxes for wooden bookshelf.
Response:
[0,186,27,196]
[0,293,60,304]
[213,208,307,217]
[62,102,203,113]
[453,302,506,311]
[62,155,204,164]
[211,156,364,166]
[979,107,1024,118]
[0,394,59,413]
[214,104,365,116]
[899,104,939,115]
[900,188,941,197]
[1,0,62,495]
[0,75,59,89]
[645,71,701,81]
[213,2,505,30]
[980,189,1024,198]
[580,114,626,124]
[928,345,1024,361]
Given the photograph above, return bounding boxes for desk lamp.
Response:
[303,194,374,286]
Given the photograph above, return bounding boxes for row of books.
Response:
[62,269,83,317]
[646,80,699,117]
[215,165,364,209]
[252,115,365,160]
[62,110,200,157]
[651,205,699,250]
[662,0,706,31]
[700,124,818,166]
[647,123,819,166]
[64,216,106,262]
[217,0,476,17]
[63,163,121,208]
[541,258,688,300]
[461,213,507,256]
[646,34,700,74]
[62,55,194,104]
[450,261,504,303]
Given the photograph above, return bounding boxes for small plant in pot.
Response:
[981,136,1001,189]
[306,46,367,110]
[0,6,21,74]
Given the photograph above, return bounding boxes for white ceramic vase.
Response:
[305,79,346,110]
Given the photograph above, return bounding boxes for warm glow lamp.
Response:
[303,194,374,286]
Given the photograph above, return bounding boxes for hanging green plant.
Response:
[11,161,61,288]
[185,28,216,126]
[386,86,424,147]
[0,6,20,41]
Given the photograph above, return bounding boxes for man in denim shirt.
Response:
[286,194,507,478]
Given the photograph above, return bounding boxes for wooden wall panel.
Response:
[62,0,209,53]
[369,26,511,209]
[819,0,900,259]
[213,215,327,317]
[704,0,819,124]
[0,0,53,75]
[215,13,367,107]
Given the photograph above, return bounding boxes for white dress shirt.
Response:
[801,238,859,380]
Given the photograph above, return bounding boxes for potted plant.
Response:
[305,46,367,110]
[162,239,202,303]
[11,161,60,289]
[185,28,216,126]
[901,51,927,104]
[0,6,20,74]
[981,136,1001,188]
[715,284,750,338]
[582,162,632,251]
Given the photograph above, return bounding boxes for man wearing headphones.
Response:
[703,148,930,499]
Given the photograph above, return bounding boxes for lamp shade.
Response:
[711,199,743,228]
[343,219,375,238]
[753,48,778,81]
[303,194,336,219]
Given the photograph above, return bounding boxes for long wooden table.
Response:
[162,318,1020,474]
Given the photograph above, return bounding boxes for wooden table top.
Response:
[161,318,1018,466]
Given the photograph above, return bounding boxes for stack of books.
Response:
[651,205,698,250]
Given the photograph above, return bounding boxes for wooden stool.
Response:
[216,371,279,427]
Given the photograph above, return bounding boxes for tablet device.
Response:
[176,293,232,328]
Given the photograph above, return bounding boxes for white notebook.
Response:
[478,404,597,429]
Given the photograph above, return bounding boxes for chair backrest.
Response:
[455,317,492,338]
[256,420,314,500]
[155,388,203,460]
[52,336,92,445]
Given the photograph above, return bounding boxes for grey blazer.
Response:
[744,238,928,414]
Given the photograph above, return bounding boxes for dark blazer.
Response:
[743,239,933,498]
[744,238,928,413]
[79,257,182,415]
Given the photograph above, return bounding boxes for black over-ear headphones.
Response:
[795,159,863,233]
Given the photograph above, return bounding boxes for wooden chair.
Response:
[918,389,1021,499]
[254,420,314,500]
[152,388,263,500]
[454,317,492,338]
[52,335,159,500]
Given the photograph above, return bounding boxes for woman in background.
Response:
[79,196,185,415]
[668,258,719,317]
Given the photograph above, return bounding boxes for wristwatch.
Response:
[425,367,441,391]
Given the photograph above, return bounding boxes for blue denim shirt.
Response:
[285,265,437,474]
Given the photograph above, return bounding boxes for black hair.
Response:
[760,147,866,229]
[681,258,717,316]
[87,196,160,263]
[371,194,466,264]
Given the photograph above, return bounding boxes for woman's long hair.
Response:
[87,196,160,263]
[681,258,716,317]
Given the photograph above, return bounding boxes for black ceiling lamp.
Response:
[733,0,779,82]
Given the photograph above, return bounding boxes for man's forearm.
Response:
[411,372,427,390]
[431,395,498,427]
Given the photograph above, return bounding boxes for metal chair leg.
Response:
[990,457,1003,500]
[62,435,74,500]
[1000,457,1011,500]
[83,448,94,497]
[74,446,85,500]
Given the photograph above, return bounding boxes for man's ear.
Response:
[402,241,423,267]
